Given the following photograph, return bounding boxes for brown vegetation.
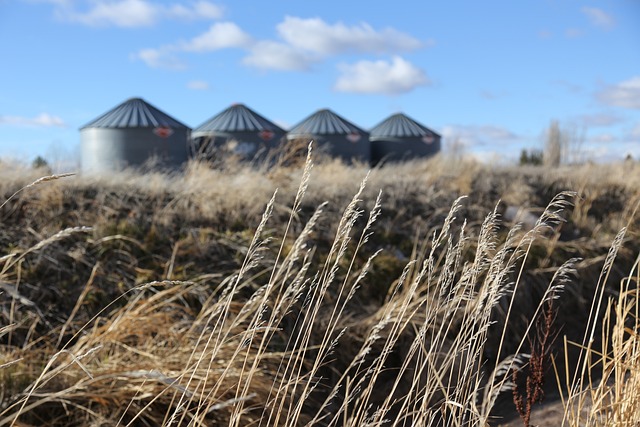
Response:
[0,150,639,426]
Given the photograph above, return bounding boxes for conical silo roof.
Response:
[288,109,366,137]
[194,103,285,134]
[81,97,189,129]
[370,113,440,139]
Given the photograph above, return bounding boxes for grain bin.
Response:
[191,103,286,161]
[287,109,370,163]
[369,113,441,165]
[80,97,190,174]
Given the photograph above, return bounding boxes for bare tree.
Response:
[544,120,562,167]
[543,120,586,167]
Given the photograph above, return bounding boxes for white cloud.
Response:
[334,56,429,95]
[187,80,209,90]
[61,0,159,27]
[581,6,615,30]
[618,143,640,160]
[569,124,640,162]
[127,13,429,77]
[0,113,66,127]
[579,144,618,162]
[241,16,429,72]
[578,139,640,162]
[181,22,252,52]
[468,150,514,164]
[588,133,616,143]
[54,0,223,28]
[134,21,250,69]
[440,124,520,148]
[479,126,520,140]
[439,124,526,164]
[26,0,73,6]
[35,113,66,127]
[165,1,223,20]
[577,113,622,127]
[597,76,640,109]
[276,16,425,56]
[243,41,317,71]
[132,47,186,70]
[129,14,430,80]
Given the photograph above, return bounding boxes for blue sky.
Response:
[1,0,639,167]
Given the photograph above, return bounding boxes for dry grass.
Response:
[0,151,639,426]
[560,236,640,425]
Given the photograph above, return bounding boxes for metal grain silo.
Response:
[80,97,190,174]
[369,113,441,165]
[287,109,370,163]
[191,103,286,161]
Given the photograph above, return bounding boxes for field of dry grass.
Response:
[0,149,639,426]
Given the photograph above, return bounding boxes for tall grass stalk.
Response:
[0,155,638,426]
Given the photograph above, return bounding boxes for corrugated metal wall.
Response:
[370,137,441,165]
[81,128,189,173]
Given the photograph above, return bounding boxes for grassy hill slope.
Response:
[1,153,639,426]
